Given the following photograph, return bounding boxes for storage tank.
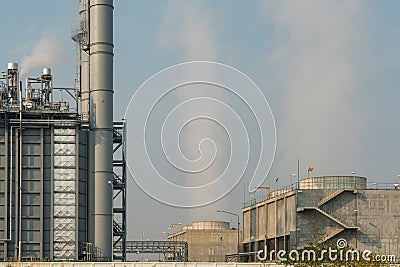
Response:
[300,175,367,190]
[189,221,231,230]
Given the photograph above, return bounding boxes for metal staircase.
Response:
[112,121,127,261]
[317,189,354,206]
[318,228,345,244]
[113,221,125,237]
[319,228,345,243]
[315,208,358,229]
[298,189,358,244]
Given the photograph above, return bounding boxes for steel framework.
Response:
[112,121,127,261]
[114,241,188,262]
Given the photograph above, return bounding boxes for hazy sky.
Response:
[1,0,400,247]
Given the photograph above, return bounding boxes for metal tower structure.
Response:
[73,0,116,260]
[0,0,123,260]
[113,121,127,261]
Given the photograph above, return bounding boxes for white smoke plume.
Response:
[262,0,366,179]
[20,37,64,78]
[158,1,222,196]
[153,2,263,226]
[158,1,219,60]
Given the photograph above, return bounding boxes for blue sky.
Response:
[1,1,400,246]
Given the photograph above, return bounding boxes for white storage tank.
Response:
[300,175,367,189]
[189,221,230,230]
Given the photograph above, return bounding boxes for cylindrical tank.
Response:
[191,221,230,230]
[6,62,19,101]
[89,0,114,260]
[300,176,367,190]
[7,62,18,70]
[42,67,51,76]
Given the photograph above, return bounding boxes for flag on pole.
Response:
[275,177,279,183]
[308,165,313,178]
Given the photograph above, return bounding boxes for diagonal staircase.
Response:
[315,207,358,229]
[298,207,357,229]
[319,228,345,243]
[317,189,354,207]
[298,189,359,243]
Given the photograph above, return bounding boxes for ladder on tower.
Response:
[112,121,127,261]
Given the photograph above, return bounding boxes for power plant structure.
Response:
[3,0,400,265]
[0,0,126,261]
[167,221,239,262]
[242,176,400,262]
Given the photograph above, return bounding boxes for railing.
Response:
[243,180,400,209]
[318,189,347,206]
[317,207,357,229]
[113,172,124,186]
[113,221,124,235]
[366,182,400,190]
[243,184,297,209]
[320,228,345,243]
[113,240,188,262]
[243,194,267,209]
[79,242,105,261]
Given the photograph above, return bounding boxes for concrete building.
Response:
[167,221,239,262]
[242,176,400,261]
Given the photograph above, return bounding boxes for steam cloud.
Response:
[20,37,64,78]
[263,0,366,179]
[158,1,218,60]
[158,1,222,203]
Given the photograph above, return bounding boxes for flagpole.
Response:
[295,157,300,249]
[243,182,245,204]
[297,157,300,189]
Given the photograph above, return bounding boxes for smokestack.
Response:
[89,0,114,259]
[80,0,90,121]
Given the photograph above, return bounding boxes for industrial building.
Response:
[167,221,239,262]
[242,176,400,261]
[0,0,127,261]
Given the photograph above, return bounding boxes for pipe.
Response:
[8,126,14,243]
[80,0,90,122]
[8,126,13,243]
[89,0,114,260]
[0,119,12,242]
[18,83,23,260]
[81,52,90,121]
[8,119,80,125]
[13,129,18,258]
[77,1,93,245]
[12,130,18,258]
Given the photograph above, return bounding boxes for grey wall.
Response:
[169,229,238,262]
[243,188,400,260]
[242,191,296,253]
[297,189,400,257]
[0,124,87,260]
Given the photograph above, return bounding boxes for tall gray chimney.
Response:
[89,0,114,259]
